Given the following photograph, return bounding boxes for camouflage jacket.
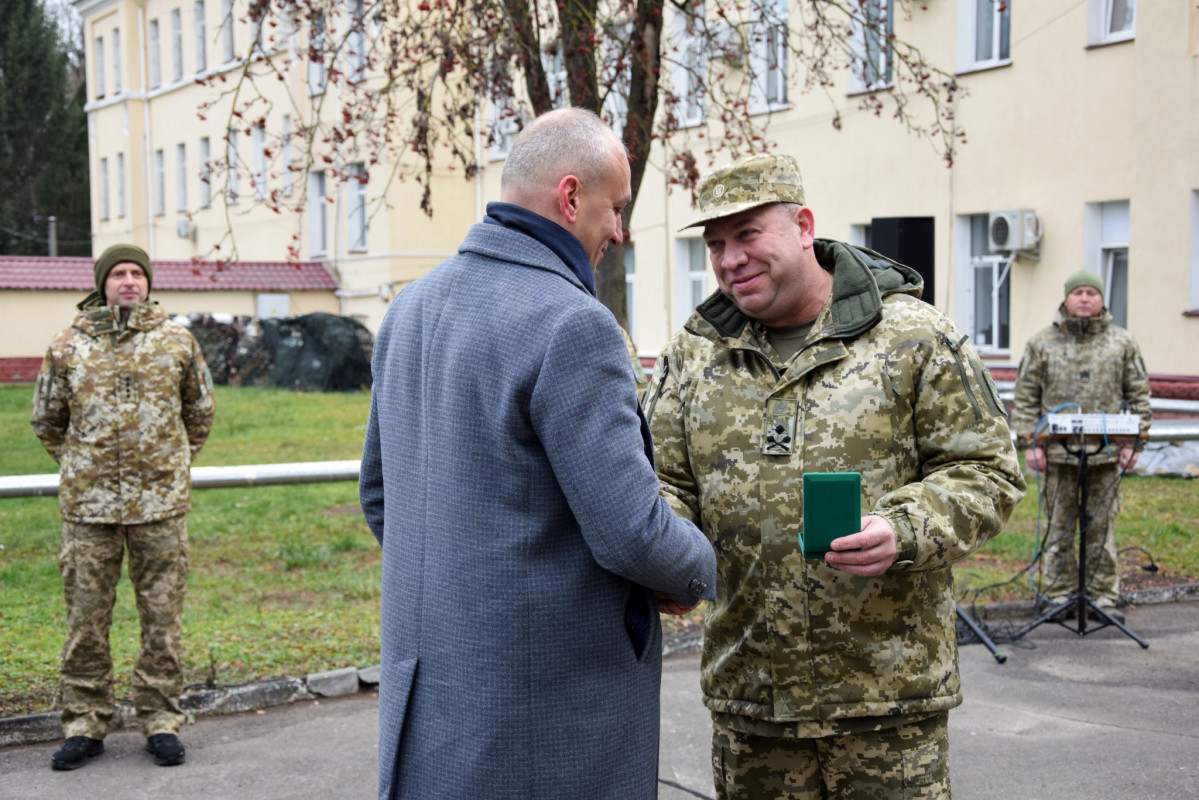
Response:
[1010,308,1151,464]
[644,240,1025,732]
[31,302,216,524]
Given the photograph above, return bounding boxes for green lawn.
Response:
[1,383,1195,718]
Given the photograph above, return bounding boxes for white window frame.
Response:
[116,153,126,218]
[111,28,122,94]
[671,2,707,127]
[1191,190,1199,312]
[310,170,328,255]
[1084,200,1130,328]
[171,8,183,81]
[308,12,327,95]
[252,124,267,199]
[194,1,207,72]
[176,143,188,211]
[953,214,1011,355]
[154,149,166,216]
[94,36,105,98]
[347,0,366,82]
[149,20,162,88]
[281,115,294,196]
[99,157,110,220]
[199,136,212,207]
[674,237,711,325]
[848,0,893,95]
[624,246,637,341]
[542,41,568,109]
[749,0,788,113]
[957,0,1011,73]
[601,22,632,134]
[226,130,239,204]
[221,0,235,62]
[347,162,367,252]
[1089,0,1135,46]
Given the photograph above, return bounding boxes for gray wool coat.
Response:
[359,221,717,800]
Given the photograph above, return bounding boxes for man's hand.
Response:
[655,592,701,616]
[824,515,897,577]
[1025,446,1047,473]
[1118,446,1138,471]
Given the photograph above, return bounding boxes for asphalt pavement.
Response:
[1,600,1196,799]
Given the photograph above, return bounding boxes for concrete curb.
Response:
[3,585,1195,751]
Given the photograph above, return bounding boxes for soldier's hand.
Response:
[1118,447,1138,471]
[824,516,897,577]
[1025,446,1047,472]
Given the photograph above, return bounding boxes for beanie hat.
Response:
[1064,270,1104,297]
[78,244,153,309]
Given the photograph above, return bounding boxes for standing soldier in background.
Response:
[1010,270,1151,617]
[645,153,1025,799]
[31,244,216,771]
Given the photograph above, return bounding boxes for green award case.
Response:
[800,472,862,559]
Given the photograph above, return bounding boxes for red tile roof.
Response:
[0,256,338,292]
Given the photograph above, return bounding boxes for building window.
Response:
[968,215,1010,352]
[1086,200,1130,328]
[751,0,787,111]
[99,158,110,219]
[149,20,161,88]
[194,1,207,72]
[1191,191,1199,312]
[848,0,893,94]
[281,115,294,196]
[347,0,366,82]
[199,136,212,208]
[252,124,267,199]
[154,150,166,216]
[487,94,521,159]
[958,0,1010,72]
[111,29,122,94]
[674,237,710,324]
[171,8,183,81]
[671,2,707,127]
[1089,0,1135,45]
[347,163,367,252]
[310,171,328,255]
[542,41,568,109]
[177,143,188,211]
[116,153,126,218]
[601,22,631,133]
[308,12,327,95]
[94,36,105,98]
[221,0,235,62]
[226,130,239,204]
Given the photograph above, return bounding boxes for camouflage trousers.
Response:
[1038,461,1121,606]
[57,515,189,739]
[712,713,950,800]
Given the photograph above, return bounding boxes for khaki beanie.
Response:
[79,244,153,309]
[1064,270,1103,297]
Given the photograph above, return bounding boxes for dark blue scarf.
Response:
[483,202,596,297]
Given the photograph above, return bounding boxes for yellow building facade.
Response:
[72,0,1199,376]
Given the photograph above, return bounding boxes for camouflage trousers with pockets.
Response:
[1038,461,1121,606]
[57,515,189,739]
[712,712,950,800]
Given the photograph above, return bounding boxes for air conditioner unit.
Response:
[988,210,1041,253]
[175,218,195,240]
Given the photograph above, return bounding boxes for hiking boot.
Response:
[51,736,104,770]
[145,733,186,766]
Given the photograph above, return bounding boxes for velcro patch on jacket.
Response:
[762,398,798,455]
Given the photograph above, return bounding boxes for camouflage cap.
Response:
[680,153,805,230]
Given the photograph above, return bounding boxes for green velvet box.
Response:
[800,472,862,559]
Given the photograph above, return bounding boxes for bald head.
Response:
[500,108,626,206]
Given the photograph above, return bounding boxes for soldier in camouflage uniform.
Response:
[1010,271,1151,612]
[644,154,1025,799]
[31,244,215,771]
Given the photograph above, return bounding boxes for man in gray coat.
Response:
[359,107,717,800]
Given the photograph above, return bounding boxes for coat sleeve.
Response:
[1123,335,1152,449]
[1009,337,1049,450]
[30,346,70,464]
[530,305,715,605]
[642,337,701,528]
[359,388,385,545]
[874,327,1027,572]
[180,333,216,460]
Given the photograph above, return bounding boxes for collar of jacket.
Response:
[690,238,923,344]
[73,301,167,337]
[1054,306,1112,337]
[483,201,596,296]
